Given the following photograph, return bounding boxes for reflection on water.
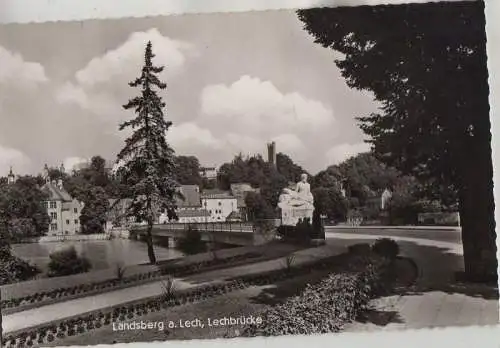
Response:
[11,239,184,274]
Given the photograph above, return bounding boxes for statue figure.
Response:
[278,173,315,226]
[381,188,392,210]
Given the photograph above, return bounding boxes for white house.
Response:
[41,165,84,235]
[201,189,238,222]
[158,185,210,224]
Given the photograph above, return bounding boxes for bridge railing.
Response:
[154,221,254,233]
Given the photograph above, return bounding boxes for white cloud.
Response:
[325,142,371,165]
[55,28,196,120]
[0,46,48,89]
[55,82,89,107]
[74,28,197,87]
[63,156,89,173]
[271,133,304,152]
[200,75,334,133]
[0,145,31,175]
[168,122,223,150]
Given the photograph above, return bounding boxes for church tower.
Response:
[7,167,15,185]
[43,164,50,184]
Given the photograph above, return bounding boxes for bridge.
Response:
[130,222,260,247]
[130,222,462,247]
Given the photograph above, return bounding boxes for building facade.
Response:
[199,166,218,180]
[201,189,238,222]
[41,165,84,235]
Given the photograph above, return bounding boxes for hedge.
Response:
[240,257,387,336]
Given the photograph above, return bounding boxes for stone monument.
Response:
[278,173,315,226]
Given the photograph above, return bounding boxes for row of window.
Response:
[43,201,79,214]
[209,209,223,215]
[49,212,79,225]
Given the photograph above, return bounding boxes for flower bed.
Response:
[1,251,262,313]
[239,256,388,336]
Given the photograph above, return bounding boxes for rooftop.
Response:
[41,181,74,202]
[177,209,210,218]
[176,185,201,207]
[201,189,235,199]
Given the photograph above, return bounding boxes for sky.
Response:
[0,9,381,177]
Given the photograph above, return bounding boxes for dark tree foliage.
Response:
[276,153,310,183]
[79,186,110,234]
[174,156,203,186]
[312,187,348,221]
[0,175,50,244]
[298,1,496,279]
[245,191,275,220]
[116,41,180,264]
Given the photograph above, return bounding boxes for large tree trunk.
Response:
[459,133,497,282]
[146,221,157,264]
[1,288,3,348]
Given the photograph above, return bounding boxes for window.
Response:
[65,231,69,235]
[50,223,57,231]
[75,219,78,224]
[218,201,222,206]
[50,212,57,220]
[66,220,70,225]
[43,202,48,209]
[74,208,78,213]
[50,201,56,209]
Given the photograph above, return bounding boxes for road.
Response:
[325,226,462,244]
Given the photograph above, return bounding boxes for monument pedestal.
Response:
[280,206,314,227]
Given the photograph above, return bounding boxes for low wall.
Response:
[418,212,460,226]
[108,228,130,239]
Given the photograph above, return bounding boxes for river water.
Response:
[10,239,184,274]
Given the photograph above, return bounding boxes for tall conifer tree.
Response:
[116,41,179,264]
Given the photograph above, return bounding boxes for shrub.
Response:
[160,277,176,301]
[47,333,55,342]
[371,238,400,260]
[176,225,207,255]
[47,246,92,277]
[0,255,41,285]
[348,243,372,255]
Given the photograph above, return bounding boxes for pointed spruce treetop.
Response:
[116,40,179,224]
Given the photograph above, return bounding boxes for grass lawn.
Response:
[47,269,335,346]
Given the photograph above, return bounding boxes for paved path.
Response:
[2,243,346,334]
[325,232,499,331]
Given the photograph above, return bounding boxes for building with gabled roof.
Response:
[41,164,84,235]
